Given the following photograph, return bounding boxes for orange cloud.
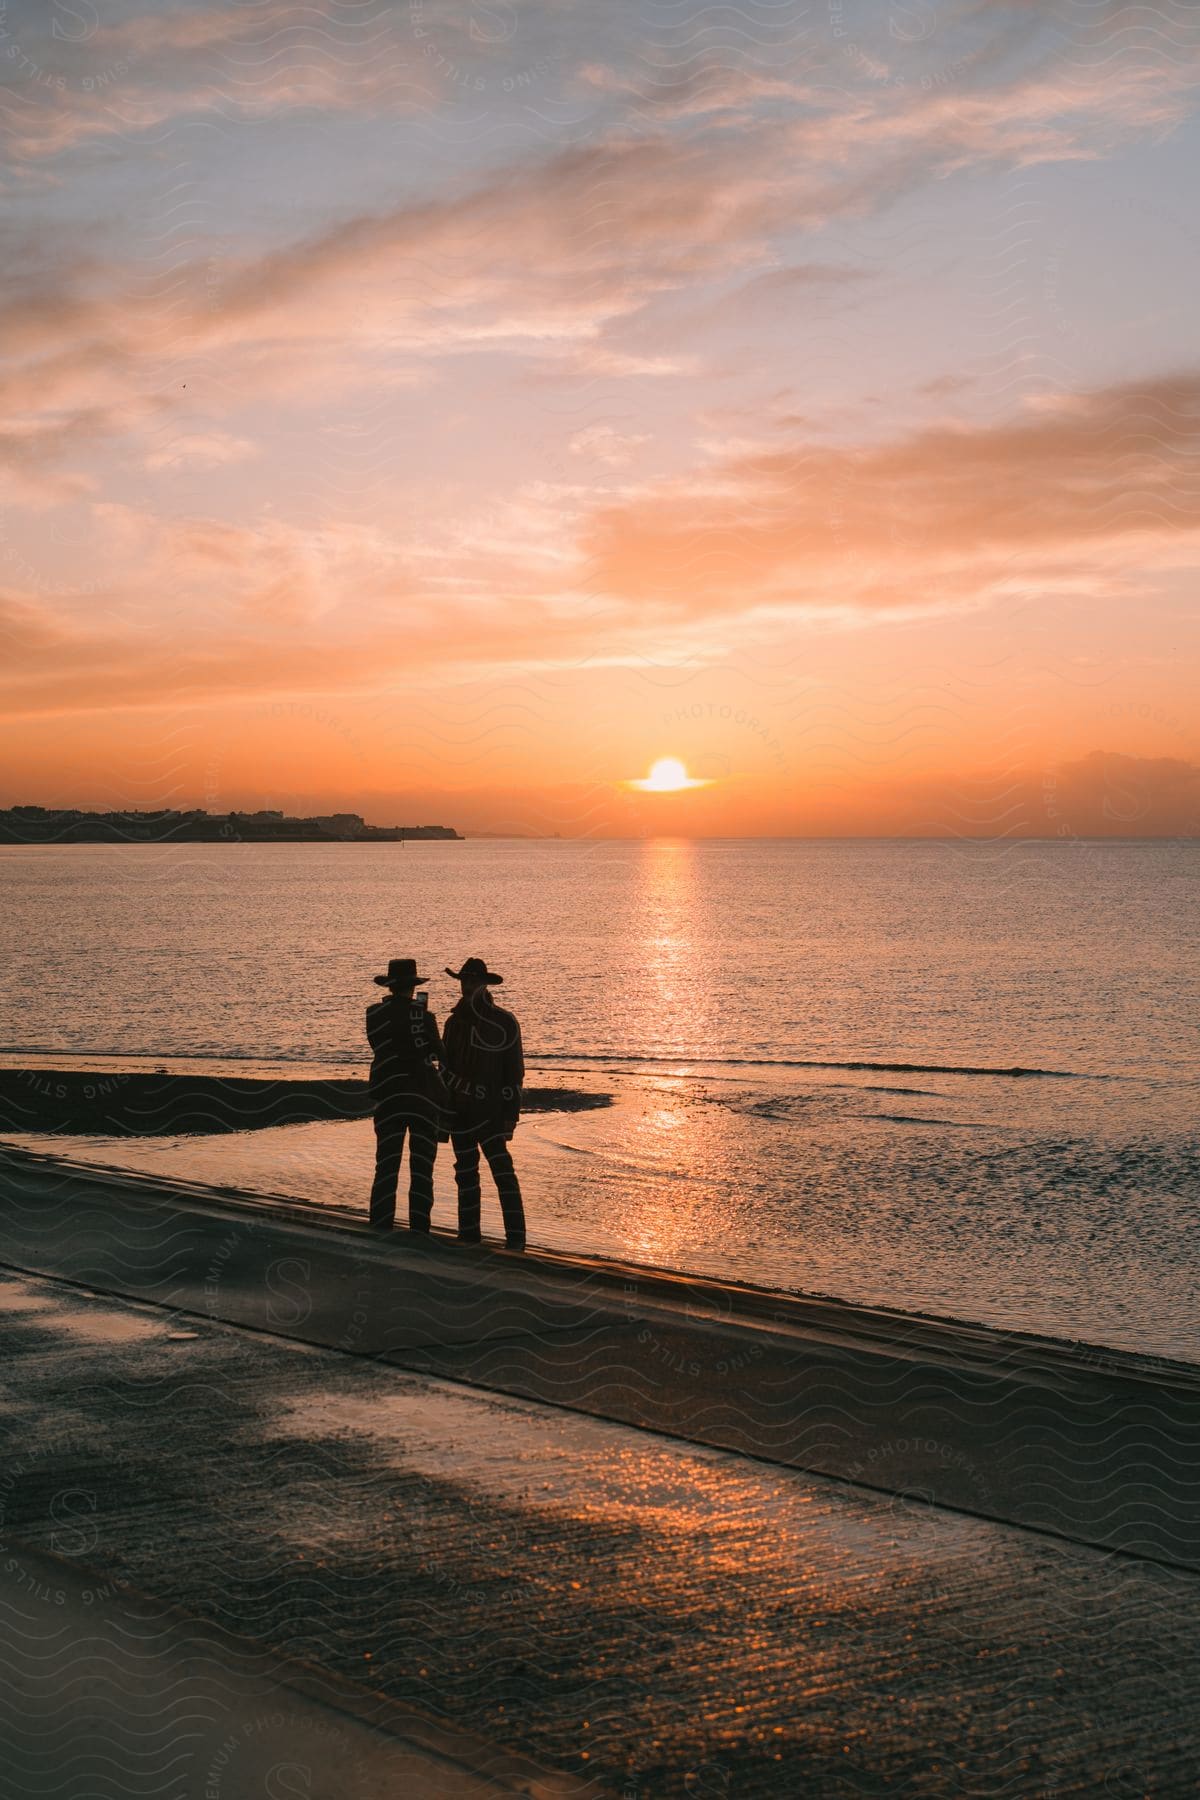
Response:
[2,366,1198,725]
[845,752,1200,840]
[584,370,1200,617]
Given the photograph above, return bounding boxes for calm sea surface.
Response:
[2,840,1198,1357]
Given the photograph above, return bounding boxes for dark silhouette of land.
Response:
[0,806,462,843]
[0,1067,608,1137]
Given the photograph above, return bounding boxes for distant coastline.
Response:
[0,807,462,844]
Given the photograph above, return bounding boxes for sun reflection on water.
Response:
[637,838,702,1018]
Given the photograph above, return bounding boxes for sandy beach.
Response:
[3,1142,1198,1563]
[1,1159,1198,1793]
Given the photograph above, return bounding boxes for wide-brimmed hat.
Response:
[373,956,429,988]
[445,956,503,985]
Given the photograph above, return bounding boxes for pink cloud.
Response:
[2,364,1198,721]
[583,370,1200,615]
[0,2,444,160]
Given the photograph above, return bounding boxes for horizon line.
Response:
[4,832,1197,845]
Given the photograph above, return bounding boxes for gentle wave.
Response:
[0,1045,1107,1081]
[528,1052,1101,1080]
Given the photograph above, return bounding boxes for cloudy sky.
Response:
[2,0,1199,834]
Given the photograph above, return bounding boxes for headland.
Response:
[0,806,462,843]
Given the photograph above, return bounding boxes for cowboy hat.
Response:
[445,956,503,985]
[373,956,429,988]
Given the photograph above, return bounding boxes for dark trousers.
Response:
[451,1122,525,1246]
[370,1109,437,1230]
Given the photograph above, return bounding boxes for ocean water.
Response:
[1,839,1198,1356]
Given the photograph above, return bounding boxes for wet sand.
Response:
[3,1536,589,1800]
[0,1066,610,1136]
[1,1143,1197,1571]
[2,1260,1198,1795]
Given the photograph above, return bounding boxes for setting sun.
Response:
[629,757,712,793]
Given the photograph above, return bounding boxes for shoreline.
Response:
[0,1067,610,1137]
[8,1138,1196,1383]
[7,1255,1198,1795]
[2,1142,1199,1569]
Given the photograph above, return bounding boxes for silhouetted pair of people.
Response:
[366,955,526,1249]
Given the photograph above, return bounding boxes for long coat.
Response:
[441,991,524,1133]
[366,995,449,1127]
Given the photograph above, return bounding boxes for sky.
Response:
[2,0,1199,837]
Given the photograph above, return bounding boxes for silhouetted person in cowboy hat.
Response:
[441,957,526,1249]
[366,957,449,1233]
